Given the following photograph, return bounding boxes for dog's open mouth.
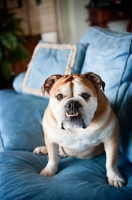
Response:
[61,112,86,130]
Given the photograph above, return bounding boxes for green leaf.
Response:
[1,60,12,81]
[14,27,25,36]
[10,43,30,62]
[0,32,18,51]
[3,18,23,34]
[16,34,26,43]
[0,10,15,27]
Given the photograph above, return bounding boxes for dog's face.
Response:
[42,72,105,130]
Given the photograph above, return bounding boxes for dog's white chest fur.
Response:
[44,121,108,151]
[60,135,101,151]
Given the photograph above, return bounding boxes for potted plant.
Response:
[0,8,30,88]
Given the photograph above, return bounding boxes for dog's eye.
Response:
[56,94,63,101]
[82,93,90,100]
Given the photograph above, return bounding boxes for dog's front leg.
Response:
[104,136,125,187]
[40,135,59,177]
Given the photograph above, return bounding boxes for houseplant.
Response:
[0,8,30,88]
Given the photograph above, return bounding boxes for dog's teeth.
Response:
[66,112,78,117]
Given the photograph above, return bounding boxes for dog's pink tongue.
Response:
[66,112,78,117]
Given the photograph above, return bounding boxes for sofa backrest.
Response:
[80,27,132,162]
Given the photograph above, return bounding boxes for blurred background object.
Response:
[86,0,132,32]
[0,0,58,88]
[0,0,132,88]
[0,7,30,88]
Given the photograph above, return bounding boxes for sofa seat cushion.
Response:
[0,151,132,200]
[0,90,48,151]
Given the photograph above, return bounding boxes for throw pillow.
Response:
[22,42,87,97]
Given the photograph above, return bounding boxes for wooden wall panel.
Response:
[6,0,29,35]
[27,0,57,35]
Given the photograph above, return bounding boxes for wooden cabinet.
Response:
[28,0,57,35]
[86,5,132,32]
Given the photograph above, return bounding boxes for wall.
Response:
[108,20,129,32]
[56,0,89,43]
[66,0,89,43]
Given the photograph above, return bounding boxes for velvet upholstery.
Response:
[0,151,132,200]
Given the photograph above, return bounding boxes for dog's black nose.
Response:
[66,100,81,111]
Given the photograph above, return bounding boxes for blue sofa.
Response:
[0,27,132,200]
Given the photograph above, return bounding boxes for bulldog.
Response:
[33,72,125,187]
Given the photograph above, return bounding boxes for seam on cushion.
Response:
[2,148,34,152]
[0,131,5,150]
[90,27,132,39]
[115,38,132,113]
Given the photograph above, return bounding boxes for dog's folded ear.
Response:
[41,74,63,95]
[84,72,105,91]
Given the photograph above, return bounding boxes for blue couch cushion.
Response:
[0,151,132,200]
[80,27,132,112]
[0,90,47,151]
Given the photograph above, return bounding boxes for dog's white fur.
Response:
[34,72,125,187]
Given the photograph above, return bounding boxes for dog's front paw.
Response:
[107,170,126,187]
[33,146,48,155]
[40,166,58,177]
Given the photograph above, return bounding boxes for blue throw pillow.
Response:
[21,42,87,97]
[80,26,132,112]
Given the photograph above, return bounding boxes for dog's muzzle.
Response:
[66,100,81,116]
[61,100,86,130]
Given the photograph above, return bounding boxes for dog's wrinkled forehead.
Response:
[41,72,105,95]
[51,74,96,95]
